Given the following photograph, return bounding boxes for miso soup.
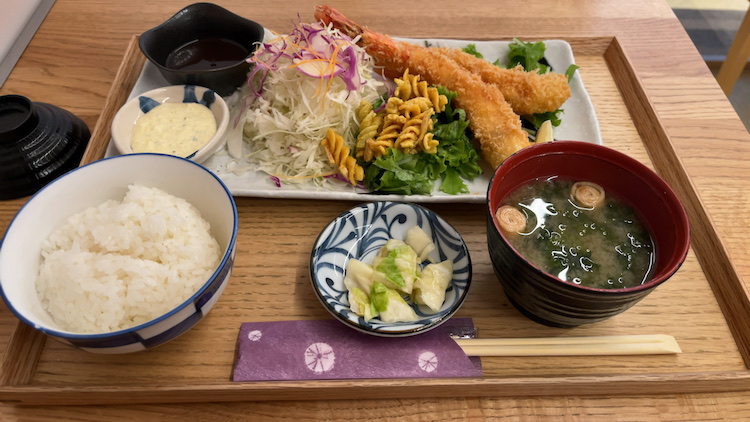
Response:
[496,178,655,289]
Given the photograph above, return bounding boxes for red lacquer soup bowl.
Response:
[486,141,690,328]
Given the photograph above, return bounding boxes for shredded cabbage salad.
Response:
[227,20,385,185]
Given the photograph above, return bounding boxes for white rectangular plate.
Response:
[107,36,601,203]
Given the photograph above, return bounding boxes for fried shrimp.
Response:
[315,5,530,167]
[437,48,571,116]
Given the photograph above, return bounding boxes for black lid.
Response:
[0,95,40,143]
[0,95,90,200]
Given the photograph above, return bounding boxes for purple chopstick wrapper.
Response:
[233,318,482,381]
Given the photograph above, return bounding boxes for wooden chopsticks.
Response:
[454,334,681,356]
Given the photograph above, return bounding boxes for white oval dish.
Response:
[111,85,229,164]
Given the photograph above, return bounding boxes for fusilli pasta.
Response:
[420,133,439,154]
[355,101,383,159]
[321,128,364,185]
[398,97,432,118]
[384,97,404,115]
[394,69,448,112]
[375,113,406,145]
[363,137,392,161]
[355,68,450,162]
[395,109,434,153]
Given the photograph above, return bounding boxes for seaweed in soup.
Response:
[498,179,654,289]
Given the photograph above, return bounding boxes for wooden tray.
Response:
[2,35,750,406]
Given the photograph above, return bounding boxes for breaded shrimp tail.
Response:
[315,5,530,167]
[438,48,571,116]
[314,5,361,39]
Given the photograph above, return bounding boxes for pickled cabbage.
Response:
[342,227,454,323]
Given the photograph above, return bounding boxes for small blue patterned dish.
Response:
[310,201,472,337]
[111,85,229,164]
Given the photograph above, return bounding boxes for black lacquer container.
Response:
[486,141,690,328]
[0,95,90,200]
[139,3,264,96]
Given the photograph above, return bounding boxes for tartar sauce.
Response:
[131,102,216,157]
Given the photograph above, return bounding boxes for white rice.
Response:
[36,184,221,334]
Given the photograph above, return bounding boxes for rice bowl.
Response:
[37,184,222,333]
[0,153,238,353]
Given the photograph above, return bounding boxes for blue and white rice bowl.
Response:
[0,153,238,353]
[310,201,472,337]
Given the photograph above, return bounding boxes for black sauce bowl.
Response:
[139,3,264,96]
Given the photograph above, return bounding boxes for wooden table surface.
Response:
[3,0,750,420]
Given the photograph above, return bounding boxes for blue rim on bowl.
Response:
[0,153,239,353]
[310,201,472,337]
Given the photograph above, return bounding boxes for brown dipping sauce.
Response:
[165,38,248,71]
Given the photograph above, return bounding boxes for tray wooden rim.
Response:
[4,371,750,406]
[2,34,750,406]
